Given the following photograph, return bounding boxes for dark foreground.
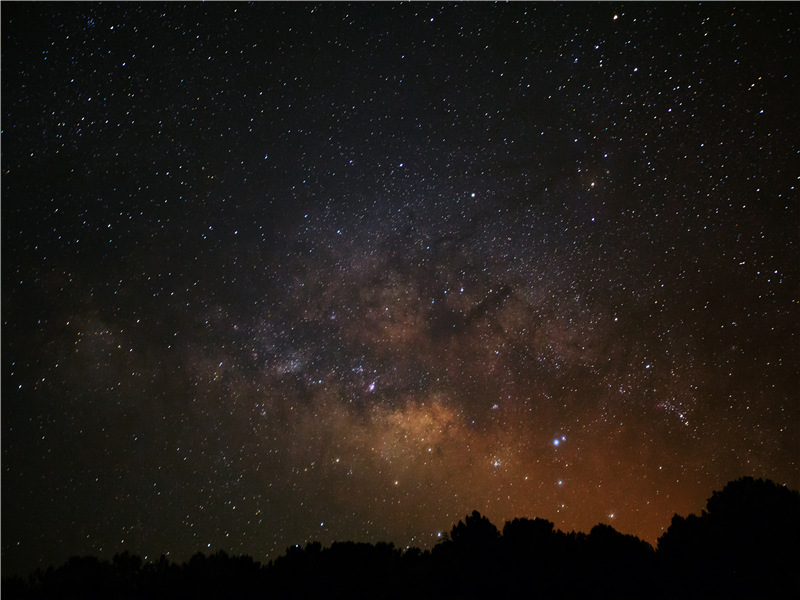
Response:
[3,477,799,599]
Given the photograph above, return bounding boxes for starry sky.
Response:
[2,2,799,577]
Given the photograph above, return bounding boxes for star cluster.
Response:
[3,3,798,576]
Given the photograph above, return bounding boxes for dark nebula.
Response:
[2,2,798,576]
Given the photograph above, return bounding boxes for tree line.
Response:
[3,477,799,599]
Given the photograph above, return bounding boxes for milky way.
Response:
[3,2,798,576]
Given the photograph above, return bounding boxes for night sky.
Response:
[3,2,799,577]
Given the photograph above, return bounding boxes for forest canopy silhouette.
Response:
[3,477,798,599]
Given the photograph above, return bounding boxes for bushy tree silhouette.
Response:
[433,511,502,598]
[499,517,564,597]
[447,510,501,547]
[585,523,656,599]
[657,476,800,599]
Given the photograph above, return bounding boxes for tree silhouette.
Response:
[657,476,800,599]
[4,477,799,600]
[584,523,656,599]
[447,510,501,548]
[433,511,502,599]
[499,517,564,597]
